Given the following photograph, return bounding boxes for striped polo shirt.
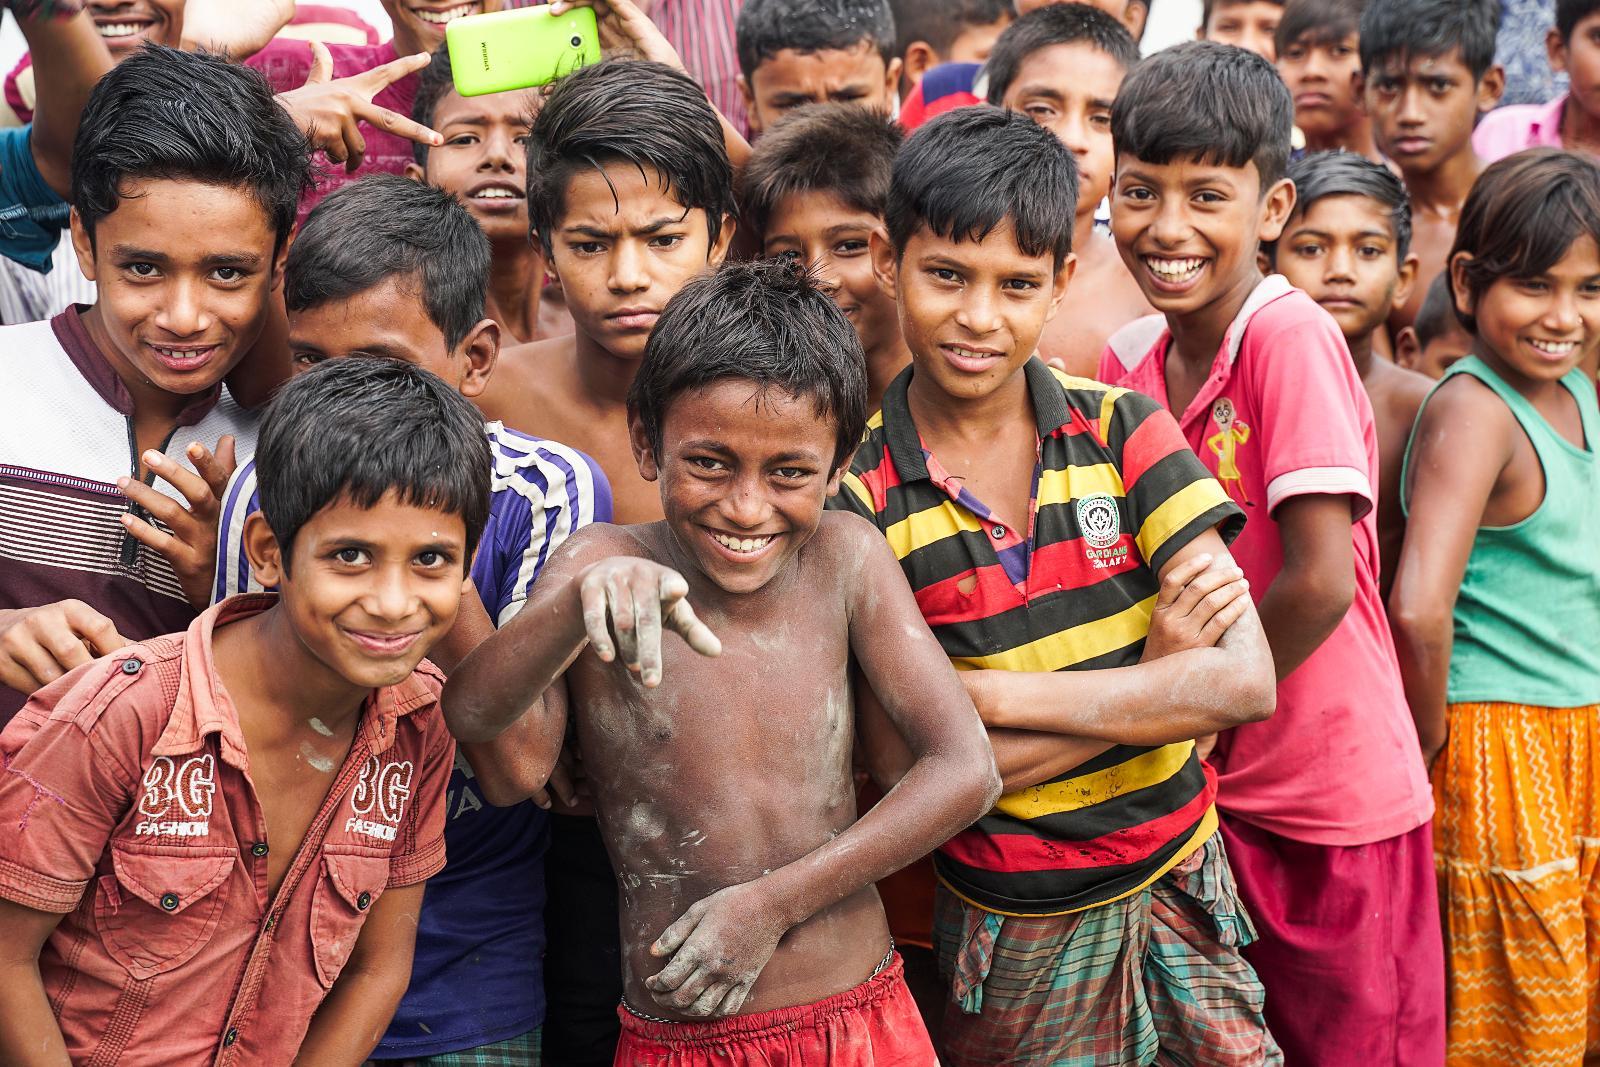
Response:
[832,359,1244,916]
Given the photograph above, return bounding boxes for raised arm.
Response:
[1389,381,1510,767]
[13,0,112,199]
[180,0,293,60]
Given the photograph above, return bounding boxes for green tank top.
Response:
[1402,356,1600,708]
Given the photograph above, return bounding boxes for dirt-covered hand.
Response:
[576,556,721,687]
[1142,552,1250,662]
[645,880,787,1018]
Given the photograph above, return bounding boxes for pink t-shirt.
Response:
[1473,92,1569,163]
[1098,275,1432,847]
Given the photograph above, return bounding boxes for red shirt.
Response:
[1099,276,1432,847]
[0,595,453,1066]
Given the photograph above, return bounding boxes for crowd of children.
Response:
[0,0,1597,1065]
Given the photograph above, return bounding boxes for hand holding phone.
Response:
[446,4,601,96]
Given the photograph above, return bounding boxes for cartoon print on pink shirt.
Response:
[1207,398,1255,506]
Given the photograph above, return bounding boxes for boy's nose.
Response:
[155,279,210,337]
[608,242,649,293]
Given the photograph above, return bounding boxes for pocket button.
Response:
[356,891,371,911]
[159,892,179,912]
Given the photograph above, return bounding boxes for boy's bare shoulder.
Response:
[1416,369,1516,445]
[1370,358,1434,419]
[552,520,665,567]
[805,510,891,573]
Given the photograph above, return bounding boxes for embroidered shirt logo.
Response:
[135,754,215,837]
[345,756,413,842]
[1077,494,1122,549]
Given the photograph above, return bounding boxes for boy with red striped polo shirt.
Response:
[832,105,1281,1066]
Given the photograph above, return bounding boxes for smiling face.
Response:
[633,380,843,595]
[875,221,1071,404]
[381,0,505,52]
[548,162,733,361]
[408,86,536,246]
[72,177,284,405]
[1202,0,1282,61]
[763,190,897,358]
[1000,41,1125,219]
[1276,193,1415,344]
[1455,234,1600,387]
[1277,30,1365,143]
[740,42,900,136]
[1112,154,1294,324]
[86,0,183,58]
[1365,48,1502,175]
[249,492,468,692]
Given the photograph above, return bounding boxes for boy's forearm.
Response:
[18,5,112,199]
[988,728,1115,794]
[291,966,408,1067]
[1390,609,1453,761]
[0,962,69,1066]
[1255,565,1352,681]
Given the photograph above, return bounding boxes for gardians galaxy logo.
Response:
[135,755,216,837]
[345,756,413,842]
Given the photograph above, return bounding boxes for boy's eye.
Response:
[1002,278,1040,292]
[212,267,245,282]
[445,133,480,146]
[1282,45,1305,60]
[1090,112,1112,130]
[1357,245,1385,259]
[415,550,450,568]
[1581,280,1600,296]
[1428,78,1453,94]
[649,234,685,250]
[689,456,726,472]
[126,262,158,277]
[774,466,811,480]
[333,547,369,565]
[1292,242,1323,257]
[1023,104,1057,121]
[291,351,327,368]
[929,267,961,283]
[1331,44,1353,58]
[1120,186,1155,202]
[1193,190,1225,204]
[571,240,606,255]
[514,134,530,146]
[835,239,868,255]
[1516,278,1550,293]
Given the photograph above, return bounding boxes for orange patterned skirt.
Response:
[1433,700,1600,1067]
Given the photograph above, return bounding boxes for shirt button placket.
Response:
[991,525,1006,539]
[223,1027,239,1048]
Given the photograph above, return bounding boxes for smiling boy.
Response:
[735,0,901,136]
[447,258,1001,1066]
[0,357,485,1065]
[0,46,309,725]
[1361,0,1504,332]
[1100,42,1441,1067]
[988,1,1152,376]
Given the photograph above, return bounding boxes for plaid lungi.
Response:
[932,833,1281,1066]
[369,1028,541,1067]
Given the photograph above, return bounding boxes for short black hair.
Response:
[72,44,311,253]
[1450,147,1600,333]
[256,357,492,568]
[1557,0,1600,41]
[630,259,868,470]
[411,42,455,167]
[739,104,903,239]
[889,0,1010,59]
[737,0,896,80]
[1412,271,1459,347]
[886,105,1077,264]
[286,175,490,349]
[1280,151,1412,260]
[1202,0,1285,26]
[1275,0,1363,56]
[986,2,1139,105]
[1112,41,1293,187]
[526,58,734,257]
[1358,0,1500,80]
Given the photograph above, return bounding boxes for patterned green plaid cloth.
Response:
[372,1029,540,1067]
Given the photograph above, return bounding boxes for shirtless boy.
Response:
[987,2,1151,376]
[447,259,1001,1064]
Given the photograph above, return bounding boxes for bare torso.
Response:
[563,522,890,1020]
[1038,233,1154,379]
[1391,207,1459,334]
[1363,358,1432,601]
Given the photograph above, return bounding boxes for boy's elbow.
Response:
[956,743,1004,817]
[1234,660,1277,725]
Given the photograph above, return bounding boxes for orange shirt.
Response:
[0,595,453,1066]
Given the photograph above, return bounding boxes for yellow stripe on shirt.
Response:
[1035,462,1127,510]
[1135,479,1231,563]
[995,740,1197,819]
[886,502,985,559]
[953,595,1155,672]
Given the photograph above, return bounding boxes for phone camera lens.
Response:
[571,35,582,46]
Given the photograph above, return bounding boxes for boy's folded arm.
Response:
[291,883,424,1067]
[969,529,1276,745]
[0,899,70,1067]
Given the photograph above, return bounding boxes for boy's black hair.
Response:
[1280,151,1413,260]
[738,103,903,239]
[1201,0,1285,26]
[985,2,1139,105]
[886,105,1077,264]
[1450,147,1600,333]
[71,44,311,252]
[630,259,868,470]
[1412,272,1459,347]
[525,59,733,257]
[736,0,896,80]
[286,175,490,350]
[1557,0,1600,41]
[889,0,1010,59]
[1275,0,1363,55]
[1112,40,1293,187]
[1358,0,1500,80]
[411,42,455,167]
[256,357,492,568]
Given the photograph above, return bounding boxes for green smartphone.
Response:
[445,5,601,96]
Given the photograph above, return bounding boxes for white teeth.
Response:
[1530,340,1578,355]
[710,532,774,554]
[1146,257,1205,279]
[98,23,143,37]
[473,188,518,199]
[416,3,474,24]
[154,347,206,361]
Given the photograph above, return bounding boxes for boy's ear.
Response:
[269,232,291,293]
[69,207,96,282]
[1475,64,1506,116]
[869,229,899,302]
[1392,251,1421,314]
[403,161,426,183]
[1546,27,1569,75]
[708,212,737,267]
[1449,251,1476,318]
[1256,177,1297,243]
[627,408,661,482]
[1047,252,1078,320]
[899,41,939,92]
[1122,0,1150,41]
[243,511,285,589]
[737,74,761,136]
[1394,325,1421,370]
[882,55,904,102]
[825,462,847,498]
[456,317,501,400]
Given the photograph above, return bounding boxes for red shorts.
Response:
[614,953,937,1066]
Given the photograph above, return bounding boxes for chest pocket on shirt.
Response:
[310,845,390,988]
[95,846,236,980]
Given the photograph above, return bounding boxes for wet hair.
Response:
[286,175,490,349]
[256,357,492,568]
[1281,151,1412,260]
[985,2,1139,105]
[1275,0,1363,56]
[630,259,868,470]
[525,59,733,257]
[738,104,903,239]
[1358,0,1500,80]
[1412,272,1460,347]
[1112,40,1293,187]
[889,0,1010,59]
[1201,0,1285,27]
[737,0,896,80]
[71,44,312,252]
[886,104,1077,264]
[1557,0,1600,42]
[1449,147,1600,333]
